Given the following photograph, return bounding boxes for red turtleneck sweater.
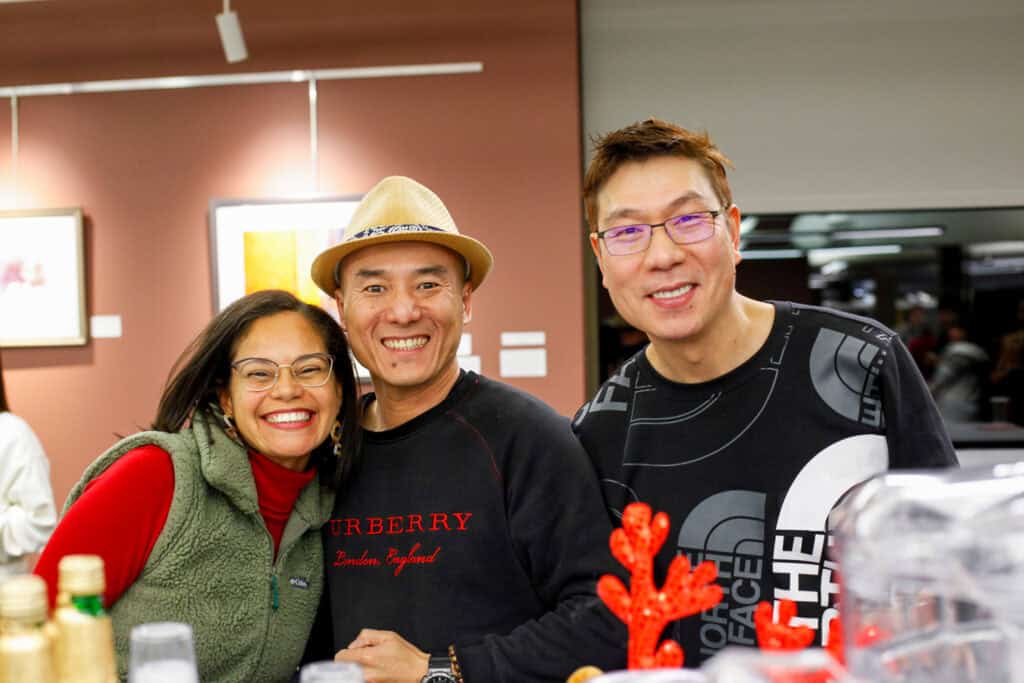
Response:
[34,444,316,608]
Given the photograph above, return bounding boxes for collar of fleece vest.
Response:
[191,411,333,528]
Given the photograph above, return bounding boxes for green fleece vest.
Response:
[64,412,334,683]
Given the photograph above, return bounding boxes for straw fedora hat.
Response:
[311,176,494,295]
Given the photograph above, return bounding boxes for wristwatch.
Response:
[421,654,457,683]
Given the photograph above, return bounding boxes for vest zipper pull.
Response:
[271,575,279,611]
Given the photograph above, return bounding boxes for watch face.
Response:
[422,675,456,683]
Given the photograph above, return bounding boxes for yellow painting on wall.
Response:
[210,198,360,314]
[242,229,324,306]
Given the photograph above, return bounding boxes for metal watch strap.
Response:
[421,654,456,682]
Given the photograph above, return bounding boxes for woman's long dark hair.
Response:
[0,353,9,413]
[153,290,361,490]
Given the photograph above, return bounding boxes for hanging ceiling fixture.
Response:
[215,0,248,63]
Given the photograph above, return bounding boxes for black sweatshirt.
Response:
[573,301,958,666]
[324,371,627,681]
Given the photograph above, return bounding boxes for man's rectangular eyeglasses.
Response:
[231,353,335,392]
[592,209,726,256]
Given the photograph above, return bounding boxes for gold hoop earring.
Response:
[330,420,343,458]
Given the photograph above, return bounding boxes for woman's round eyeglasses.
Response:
[230,353,335,392]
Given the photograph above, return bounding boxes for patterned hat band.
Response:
[348,224,445,241]
[333,223,470,287]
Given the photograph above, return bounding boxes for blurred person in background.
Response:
[897,304,937,379]
[0,352,57,581]
[991,299,1024,425]
[929,323,990,423]
[34,290,360,682]
[933,302,961,356]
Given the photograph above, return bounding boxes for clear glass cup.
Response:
[128,622,199,683]
[299,660,365,682]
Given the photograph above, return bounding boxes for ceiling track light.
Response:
[0,63,484,98]
[216,0,248,64]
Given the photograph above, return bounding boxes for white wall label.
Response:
[499,348,547,378]
[500,331,546,347]
[90,315,123,339]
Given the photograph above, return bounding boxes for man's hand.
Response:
[334,628,430,683]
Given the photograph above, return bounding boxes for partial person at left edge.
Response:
[0,352,58,581]
[34,290,361,682]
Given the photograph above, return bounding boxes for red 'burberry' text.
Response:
[329,512,473,537]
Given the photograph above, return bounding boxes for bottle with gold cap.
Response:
[0,574,58,683]
[52,555,117,683]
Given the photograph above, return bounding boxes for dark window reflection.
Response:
[594,206,1024,434]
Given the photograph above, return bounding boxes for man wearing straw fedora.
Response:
[310,176,625,683]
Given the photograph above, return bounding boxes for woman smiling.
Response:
[35,290,360,682]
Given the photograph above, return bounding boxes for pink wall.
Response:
[0,1,587,505]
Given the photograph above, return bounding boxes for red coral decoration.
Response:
[825,619,845,666]
[597,502,723,669]
[754,601,816,651]
[754,600,848,683]
[755,599,851,667]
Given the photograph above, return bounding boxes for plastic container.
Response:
[830,463,1024,682]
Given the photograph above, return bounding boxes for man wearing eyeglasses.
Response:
[572,118,958,666]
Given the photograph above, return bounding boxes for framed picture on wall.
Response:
[0,208,88,348]
[209,196,371,379]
